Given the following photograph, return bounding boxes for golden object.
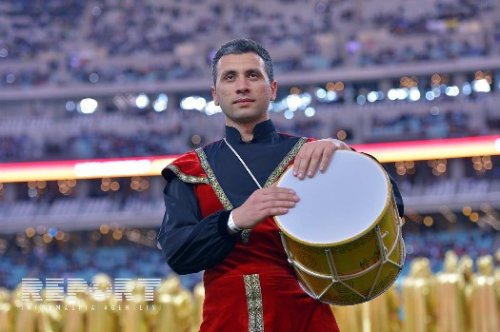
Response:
[37,290,63,332]
[192,282,204,332]
[86,274,118,332]
[154,276,194,332]
[330,304,362,332]
[469,255,498,332]
[12,286,37,332]
[0,288,14,332]
[62,292,88,332]
[360,284,401,332]
[401,258,435,332]
[331,283,400,332]
[118,280,150,332]
[434,251,466,332]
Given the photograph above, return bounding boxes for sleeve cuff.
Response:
[216,210,240,240]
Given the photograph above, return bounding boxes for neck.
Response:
[225,117,269,142]
[236,124,255,142]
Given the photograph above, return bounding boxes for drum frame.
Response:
[275,151,405,305]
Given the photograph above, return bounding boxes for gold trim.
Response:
[243,274,264,332]
[264,137,308,187]
[195,148,234,210]
[241,229,251,243]
[274,150,393,247]
[166,164,209,184]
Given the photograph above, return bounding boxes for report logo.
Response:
[21,278,162,302]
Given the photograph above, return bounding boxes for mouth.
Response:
[233,98,254,104]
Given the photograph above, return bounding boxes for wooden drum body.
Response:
[275,150,405,305]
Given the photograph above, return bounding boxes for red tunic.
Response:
[169,150,340,332]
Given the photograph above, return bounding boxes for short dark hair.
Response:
[211,38,274,85]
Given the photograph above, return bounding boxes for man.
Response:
[157,38,404,331]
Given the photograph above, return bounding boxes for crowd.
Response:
[0,225,496,291]
[0,0,498,88]
[0,233,178,291]
[0,98,496,162]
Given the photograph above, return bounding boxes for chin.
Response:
[225,110,264,124]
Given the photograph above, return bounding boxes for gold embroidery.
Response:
[195,148,234,210]
[244,274,264,332]
[241,230,251,243]
[264,137,307,187]
[166,164,209,184]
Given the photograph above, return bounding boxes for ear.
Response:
[270,80,278,101]
[211,86,219,106]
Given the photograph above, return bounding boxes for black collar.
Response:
[225,119,277,144]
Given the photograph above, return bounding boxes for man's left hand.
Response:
[293,138,351,179]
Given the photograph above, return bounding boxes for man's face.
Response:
[212,53,277,127]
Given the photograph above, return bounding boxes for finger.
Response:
[261,200,297,211]
[295,151,312,179]
[306,149,324,177]
[263,187,296,196]
[265,192,300,203]
[293,154,302,176]
[269,207,290,216]
[339,141,351,150]
[293,143,311,177]
[319,146,334,172]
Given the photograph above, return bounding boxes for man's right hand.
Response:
[231,186,299,229]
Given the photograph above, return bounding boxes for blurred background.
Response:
[0,0,499,331]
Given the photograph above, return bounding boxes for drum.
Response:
[275,150,405,305]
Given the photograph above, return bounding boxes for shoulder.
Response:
[277,132,315,143]
[161,139,224,183]
[161,150,207,184]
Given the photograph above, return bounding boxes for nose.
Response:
[235,77,250,94]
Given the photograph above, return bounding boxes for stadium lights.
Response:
[65,101,76,112]
[445,86,460,97]
[153,94,168,112]
[408,87,421,101]
[304,107,316,117]
[462,82,472,95]
[286,94,302,111]
[356,95,366,105]
[78,98,98,114]
[204,101,222,115]
[367,91,378,103]
[472,79,491,93]
[1,136,500,183]
[284,110,294,119]
[135,93,150,109]
[0,156,177,183]
[180,96,207,111]
[315,88,327,99]
[387,88,409,101]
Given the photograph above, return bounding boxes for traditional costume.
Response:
[158,120,404,332]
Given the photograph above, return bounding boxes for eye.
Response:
[224,73,236,81]
[248,72,259,79]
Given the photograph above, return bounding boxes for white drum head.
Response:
[275,150,389,245]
